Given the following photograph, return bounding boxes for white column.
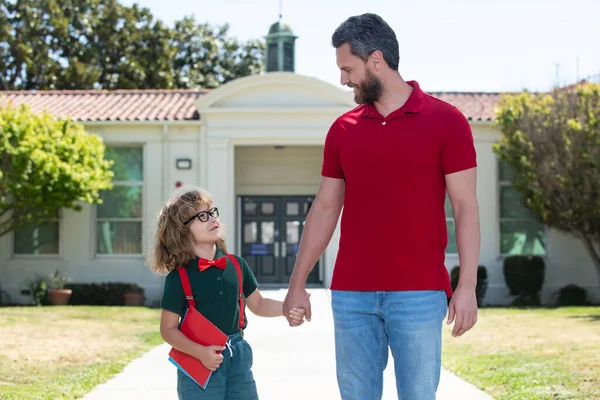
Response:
[206,137,236,253]
[162,124,170,201]
[144,141,165,255]
[198,124,207,188]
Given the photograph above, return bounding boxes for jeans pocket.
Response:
[241,340,254,369]
[441,291,449,320]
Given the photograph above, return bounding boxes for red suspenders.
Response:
[176,254,245,331]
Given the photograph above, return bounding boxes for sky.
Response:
[121,0,600,93]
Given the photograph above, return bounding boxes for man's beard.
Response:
[351,70,384,104]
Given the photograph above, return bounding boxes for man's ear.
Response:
[370,50,385,71]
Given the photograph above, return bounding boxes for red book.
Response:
[168,305,228,389]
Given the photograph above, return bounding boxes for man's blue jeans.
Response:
[331,290,447,400]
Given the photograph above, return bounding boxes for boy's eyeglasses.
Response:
[183,207,219,225]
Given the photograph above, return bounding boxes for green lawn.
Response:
[442,307,600,400]
[0,306,162,400]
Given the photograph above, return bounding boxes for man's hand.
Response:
[283,286,312,326]
[447,284,478,337]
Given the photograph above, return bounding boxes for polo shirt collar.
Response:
[360,80,424,119]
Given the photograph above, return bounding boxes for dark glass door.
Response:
[239,196,321,284]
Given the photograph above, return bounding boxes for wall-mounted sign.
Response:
[176,158,192,170]
[249,243,270,256]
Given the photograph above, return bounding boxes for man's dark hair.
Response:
[331,13,400,71]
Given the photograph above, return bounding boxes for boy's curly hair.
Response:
[149,186,226,274]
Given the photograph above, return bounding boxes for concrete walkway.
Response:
[83,289,493,400]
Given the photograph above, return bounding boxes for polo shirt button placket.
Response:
[382,121,387,125]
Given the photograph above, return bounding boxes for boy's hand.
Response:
[196,345,225,371]
[288,307,306,326]
[284,288,312,326]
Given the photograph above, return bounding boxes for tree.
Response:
[0,0,176,90]
[172,16,264,89]
[0,102,113,238]
[0,0,62,90]
[51,0,177,90]
[494,82,600,284]
[0,2,264,90]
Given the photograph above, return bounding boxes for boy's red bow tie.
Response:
[198,256,227,272]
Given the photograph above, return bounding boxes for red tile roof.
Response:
[431,92,501,121]
[0,89,208,122]
[0,88,501,122]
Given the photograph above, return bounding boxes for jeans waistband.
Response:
[224,331,245,358]
[227,331,244,345]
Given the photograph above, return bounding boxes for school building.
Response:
[0,20,598,306]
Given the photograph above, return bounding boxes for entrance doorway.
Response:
[238,196,322,285]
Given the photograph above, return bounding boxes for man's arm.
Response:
[446,167,480,337]
[283,176,345,323]
[290,177,345,288]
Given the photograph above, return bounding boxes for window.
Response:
[445,195,458,254]
[96,146,143,255]
[499,161,546,255]
[14,212,60,255]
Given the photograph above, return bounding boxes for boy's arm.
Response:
[245,289,284,317]
[246,289,307,323]
[239,256,304,320]
[160,309,224,371]
[239,256,282,317]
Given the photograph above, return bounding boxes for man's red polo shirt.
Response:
[322,80,477,296]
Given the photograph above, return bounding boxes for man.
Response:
[282,13,480,400]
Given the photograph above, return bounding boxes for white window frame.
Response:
[12,210,61,258]
[498,161,547,257]
[94,145,144,258]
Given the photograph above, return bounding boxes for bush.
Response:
[47,270,70,290]
[450,265,488,306]
[503,256,545,306]
[511,293,541,307]
[27,275,49,306]
[556,284,589,306]
[124,283,144,294]
[503,256,545,295]
[0,102,113,239]
[65,282,136,305]
[0,282,12,306]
